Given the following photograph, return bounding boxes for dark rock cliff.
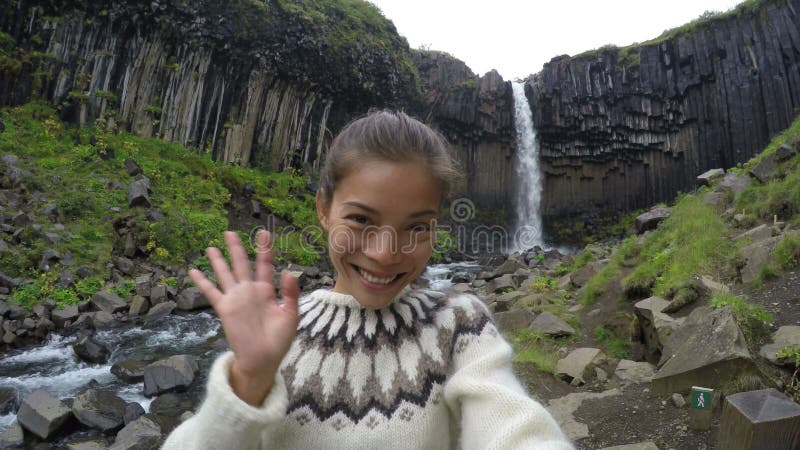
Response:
[0,0,421,172]
[411,50,516,210]
[528,0,800,221]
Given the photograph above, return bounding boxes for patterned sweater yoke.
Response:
[162,288,574,450]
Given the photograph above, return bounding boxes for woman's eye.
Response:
[347,215,369,225]
[409,223,431,233]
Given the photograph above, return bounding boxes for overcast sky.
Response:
[368,0,746,80]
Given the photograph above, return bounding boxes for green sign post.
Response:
[689,386,714,429]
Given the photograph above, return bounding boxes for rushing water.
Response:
[511,81,544,253]
[0,263,482,435]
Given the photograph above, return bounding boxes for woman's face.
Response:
[316,160,441,309]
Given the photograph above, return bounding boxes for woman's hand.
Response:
[188,230,300,406]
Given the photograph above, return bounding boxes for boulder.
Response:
[135,274,152,298]
[493,290,525,312]
[143,355,199,397]
[493,309,536,334]
[696,168,725,187]
[0,420,24,448]
[72,389,127,432]
[749,153,778,183]
[451,271,473,283]
[652,306,756,394]
[492,258,528,277]
[735,224,774,243]
[176,287,208,311]
[775,143,797,161]
[109,415,162,450]
[529,312,575,337]
[716,172,750,201]
[111,359,149,383]
[126,179,151,208]
[613,360,656,385]
[129,295,150,316]
[740,236,781,284]
[634,208,671,234]
[759,326,800,366]
[149,285,168,305]
[555,348,607,385]
[149,392,194,434]
[123,402,145,425]
[92,311,118,330]
[66,437,110,450]
[698,275,730,295]
[0,387,19,414]
[92,291,128,314]
[486,274,516,294]
[16,390,73,439]
[145,301,176,324]
[73,334,110,364]
[450,283,473,294]
[570,260,608,288]
[702,191,728,213]
[38,248,61,271]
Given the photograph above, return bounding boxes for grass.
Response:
[594,324,630,359]
[710,293,773,343]
[510,330,562,374]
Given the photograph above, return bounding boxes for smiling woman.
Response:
[163,111,573,449]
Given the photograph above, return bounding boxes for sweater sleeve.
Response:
[161,351,288,450]
[441,294,574,450]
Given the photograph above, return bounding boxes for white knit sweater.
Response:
[162,288,573,449]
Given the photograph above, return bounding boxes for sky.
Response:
[368,0,746,80]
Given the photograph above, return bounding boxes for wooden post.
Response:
[716,388,800,450]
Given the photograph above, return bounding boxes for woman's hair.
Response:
[318,110,462,205]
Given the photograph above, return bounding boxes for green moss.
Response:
[509,330,561,374]
[594,324,629,359]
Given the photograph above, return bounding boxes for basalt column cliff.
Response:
[527,0,800,220]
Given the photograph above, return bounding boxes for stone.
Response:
[529,312,575,337]
[143,355,199,397]
[547,389,621,441]
[672,393,686,408]
[16,390,73,439]
[759,326,800,366]
[123,402,145,424]
[109,415,162,450]
[11,212,29,227]
[66,438,110,450]
[749,153,778,183]
[249,199,262,218]
[492,258,527,277]
[717,172,750,201]
[92,291,128,314]
[176,287,208,311]
[493,290,525,312]
[73,334,110,364]
[72,388,127,432]
[703,191,729,213]
[613,359,656,385]
[652,306,756,394]
[149,284,168,305]
[486,274,516,293]
[634,296,684,362]
[697,168,725,186]
[735,224,774,243]
[598,442,659,450]
[129,295,150,316]
[0,387,19,414]
[698,275,730,295]
[555,348,606,385]
[740,236,781,283]
[449,283,472,295]
[92,310,118,329]
[145,301,176,324]
[634,208,671,234]
[471,279,486,288]
[149,392,194,434]
[114,257,135,275]
[112,359,150,383]
[493,309,536,334]
[775,143,797,161]
[0,420,24,448]
[135,274,152,297]
[124,158,142,176]
[127,179,151,208]
[451,271,473,283]
[570,260,608,288]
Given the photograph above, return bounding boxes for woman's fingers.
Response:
[206,247,236,291]
[225,231,253,283]
[255,230,275,286]
[280,271,300,318]
[188,269,223,306]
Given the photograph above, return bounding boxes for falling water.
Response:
[510,81,544,252]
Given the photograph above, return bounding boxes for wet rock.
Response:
[123,402,145,424]
[72,389,127,432]
[759,326,800,366]
[34,317,55,338]
[450,271,473,283]
[149,392,194,434]
[494,308,536,334]
[144,301,176,324]
[65,437,110,450]
[73,334,110,364]
[176,287,208,311]
[16,389,73,439]
[0,420,24,448]
[529,312,575,337]
[613,360,656,385]
[652,306,755,394]
[451,283,473,294]
[92,291,128,314]
[555,348,607,386]
[0,386,19,414]
[110,415,162,450]
[129,295,150,316]
[696,168,725,187]
[143,355,199,397]
[633,208,671,234]
[112,359,149,383]
[92,311,118,330]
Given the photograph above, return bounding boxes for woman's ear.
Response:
[316,189,330,231]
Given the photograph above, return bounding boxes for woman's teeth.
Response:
[358,268,397,285]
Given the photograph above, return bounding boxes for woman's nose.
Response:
[364,227,402,265]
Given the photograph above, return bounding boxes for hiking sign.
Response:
[690,387,714,411]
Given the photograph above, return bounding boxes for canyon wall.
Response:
[527,0,800,220]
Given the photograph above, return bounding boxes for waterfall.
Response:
[511,81,544,252]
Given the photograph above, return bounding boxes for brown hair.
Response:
[318,110,461,205]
